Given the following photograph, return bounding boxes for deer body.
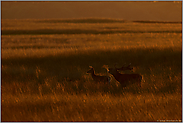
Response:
[87,67,111,84]
[108,67,142,87]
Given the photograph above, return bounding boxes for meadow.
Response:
[1,18,182,121]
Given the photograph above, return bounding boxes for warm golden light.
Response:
[1,1,182,122]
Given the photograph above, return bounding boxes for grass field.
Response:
[1,18,182,121]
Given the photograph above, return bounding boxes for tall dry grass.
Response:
[1,18,182,121]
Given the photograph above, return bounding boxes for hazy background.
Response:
[1,1,182,21]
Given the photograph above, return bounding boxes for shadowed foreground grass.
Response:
[1,18,182,121]
[2,93,181,121]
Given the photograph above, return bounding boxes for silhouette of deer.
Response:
[104,64,142,87]
[87,66,111,84]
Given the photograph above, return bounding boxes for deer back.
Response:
[108,67,142,87]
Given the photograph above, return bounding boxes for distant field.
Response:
[1,18,182,121]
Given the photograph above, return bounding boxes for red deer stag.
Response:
[87,66,111,84]
[105,64,142,87]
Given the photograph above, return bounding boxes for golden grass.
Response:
[2,92,181,121]
[1,18,182,121]
[2,33,181,59]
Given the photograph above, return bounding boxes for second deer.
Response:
[87,66,111,84]
[104,64,142,87]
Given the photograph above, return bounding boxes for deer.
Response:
[103,64,142,87]
[87,66,111,84]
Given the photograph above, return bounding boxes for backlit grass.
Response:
[1,18,182,121]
